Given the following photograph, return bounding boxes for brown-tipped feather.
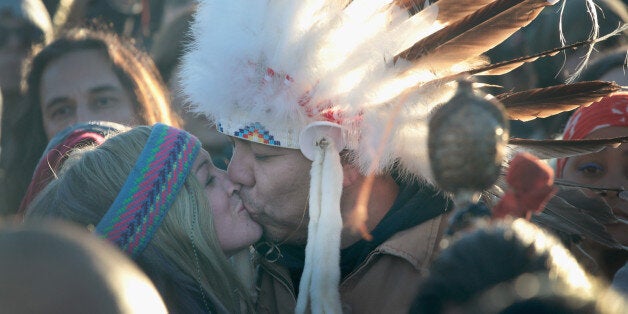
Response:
[470,25,627,76]
[497,81,621,121]
[396,0,552,65]
[431,0,497,24]
[508,136,628,160]
[418,37,618,88]
[475,40,593,76]
[394,0,425,10]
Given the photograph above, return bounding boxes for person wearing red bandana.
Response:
[556,93,628,283]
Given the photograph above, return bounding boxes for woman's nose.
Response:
[220,173,241,197]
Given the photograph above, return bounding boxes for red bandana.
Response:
[556,93,628,177]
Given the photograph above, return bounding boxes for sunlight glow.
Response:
[336,66,369,95]
[114,268,168,313]
[512,219,593,294]
[549,245,592,292]
[320,4,389,71]
[370,70,434,105]
[344,0,392,20]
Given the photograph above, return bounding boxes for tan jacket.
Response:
[254,214,448,314]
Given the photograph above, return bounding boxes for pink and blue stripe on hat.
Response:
[96,123,201,258]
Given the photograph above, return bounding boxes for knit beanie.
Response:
[18,121,129,215]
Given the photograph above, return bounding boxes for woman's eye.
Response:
[577,162,604,176]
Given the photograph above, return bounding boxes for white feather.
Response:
[182,0,453,173]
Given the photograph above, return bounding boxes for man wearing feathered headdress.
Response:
[181,0,577,312]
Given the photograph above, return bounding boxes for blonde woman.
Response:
[26,124,261,313]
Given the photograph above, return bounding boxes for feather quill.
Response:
[550,186,618,225]
[446,24,628,78]
[396,0,556,66]
[531,188,625,250]
[416,41,596,90]
[476,40,600,76]
[532,209,623,250]
[487,176,623,249]
[416,26,628,88]
[496,81,621,121]
[508,136,628,160]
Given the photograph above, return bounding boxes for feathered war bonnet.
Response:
[181,0,566,312]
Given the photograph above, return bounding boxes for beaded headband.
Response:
[95,123,201,258]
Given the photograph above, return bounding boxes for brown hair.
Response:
[0,28,181,216]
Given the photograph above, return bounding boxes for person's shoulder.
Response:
[378,214,449,269]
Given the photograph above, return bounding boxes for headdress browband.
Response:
[96,123,201,258]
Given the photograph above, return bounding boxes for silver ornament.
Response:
[428,79,509,206]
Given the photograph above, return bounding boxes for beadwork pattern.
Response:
[232,122,282,146]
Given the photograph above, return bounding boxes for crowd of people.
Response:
[0,0,626,313]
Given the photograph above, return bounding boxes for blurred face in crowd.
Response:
[193,148,262,255]
[227,139,311,244]
[39,49,139,140]
[0,13,44,92]
[562,126,628,245]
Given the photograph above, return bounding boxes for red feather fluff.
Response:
[492,152,557,219]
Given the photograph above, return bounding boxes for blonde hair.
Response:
[26,126,253,313]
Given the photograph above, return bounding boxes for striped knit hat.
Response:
[19,122,129,216]
[95,123,201,258]
[556,93,628,177]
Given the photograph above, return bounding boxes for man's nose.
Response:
[227,141,255,187]
[75,105,97,124]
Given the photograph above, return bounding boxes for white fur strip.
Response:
[312,140,343,313]
[296,139,343,314]
[296,144,323,313]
